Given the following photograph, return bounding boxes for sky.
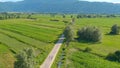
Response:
[0,0,120,3]
[80,0,120,3]
[0,0,23,2]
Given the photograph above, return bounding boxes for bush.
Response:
[110,24,120,35]
[50,19,59,22]
[64,25,74,46]
[106,50,120,62]
[62,48,66,51]
[84,47,92,52]
[14,48,36,68]
[77,26,102,42]
[62,20,69,23]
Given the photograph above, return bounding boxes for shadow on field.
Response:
[75,38,101,44]
[105,33,120,36]
[76,48,105,58]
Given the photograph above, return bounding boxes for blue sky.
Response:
[0,0,120,3]
[80,0,120,3]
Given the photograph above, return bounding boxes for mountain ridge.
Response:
[0,0,120,14]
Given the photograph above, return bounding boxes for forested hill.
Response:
[0,0,120,14]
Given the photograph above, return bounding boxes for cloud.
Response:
[0,0,120,3]
[79,0,120,3]
[0,0,23,2]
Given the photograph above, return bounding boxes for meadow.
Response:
[1,13,120,68]
[0,14,66,68]
[52,17,120,68]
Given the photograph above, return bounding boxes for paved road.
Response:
[40,34,65,68]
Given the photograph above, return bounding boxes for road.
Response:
[40,34,65,68]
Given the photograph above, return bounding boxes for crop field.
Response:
[52,17,120,68]
[1,14,120,68]
[0,14,65,68]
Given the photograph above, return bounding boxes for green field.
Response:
[0,14,66,68]
[52,18,120,68]
[1,14,120,68]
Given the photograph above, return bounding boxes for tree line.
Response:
[0,12,36,20]
[76,14,120,18]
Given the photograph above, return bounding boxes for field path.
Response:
[40,34,65,68]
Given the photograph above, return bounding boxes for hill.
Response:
[0,0,120,13]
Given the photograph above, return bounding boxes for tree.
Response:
[71,18,75,24]
[110,24,120,35]
[27,15,32,19]
[71,15,73,18]
[64,25,74,46]
[77,14,81,18]
[106,50,120,62]
[62,15,66,18]
[14,48,36,68]
[77,26,102,42]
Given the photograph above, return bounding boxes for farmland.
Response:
[1,13,120,68]
[0,14,66,68]
[52,17,120,68]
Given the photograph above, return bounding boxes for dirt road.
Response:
[40,34,64,68]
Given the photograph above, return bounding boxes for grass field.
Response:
[52,17,120,68]
[1,14,120,68]
[0,14,66,68]
[75,18,120,55]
